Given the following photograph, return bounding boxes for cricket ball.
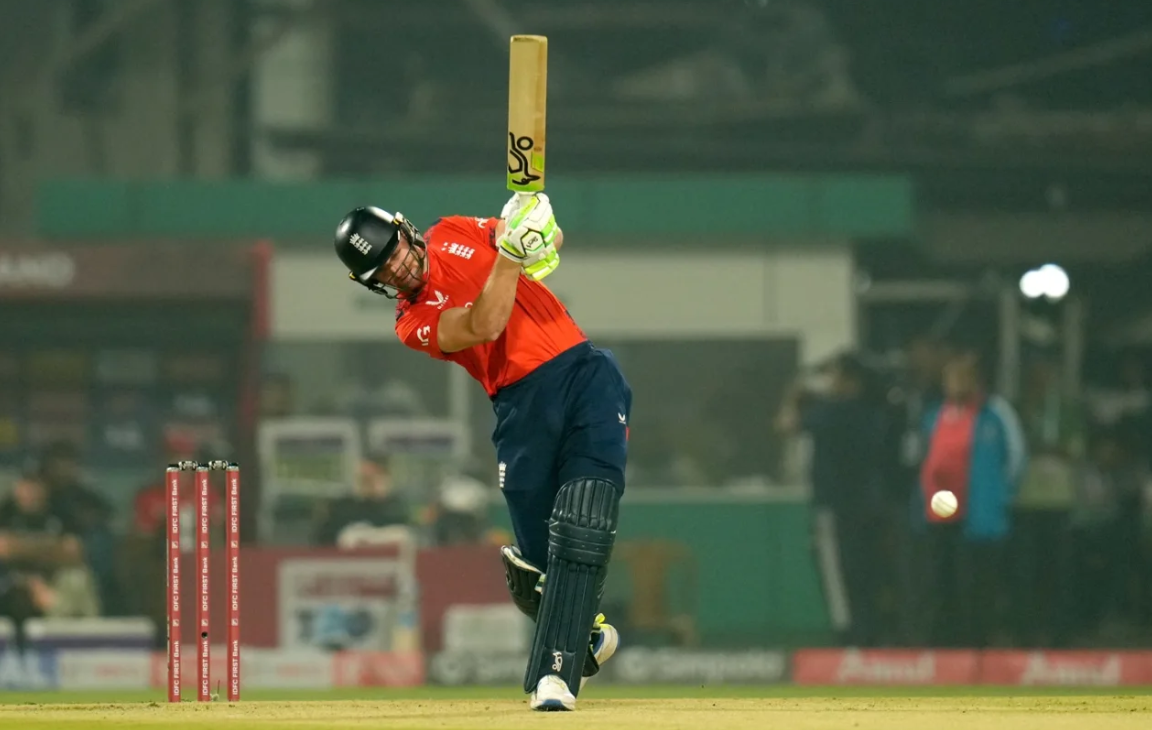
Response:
[930,490,958,518]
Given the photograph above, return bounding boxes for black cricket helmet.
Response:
[334,206,427,298]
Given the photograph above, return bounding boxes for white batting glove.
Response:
[498,193,560,280]
[498,194,555,261]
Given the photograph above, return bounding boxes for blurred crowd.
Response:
[0,431,501,649]
[308,455,499,551]
[778,338,1152,649]
[0,443,111,636]
[6,335,1150,652]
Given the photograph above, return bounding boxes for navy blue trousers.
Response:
[491,342,632,569]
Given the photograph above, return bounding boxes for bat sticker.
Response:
[507,133,541,186]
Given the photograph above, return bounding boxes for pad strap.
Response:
[501,545,542,620]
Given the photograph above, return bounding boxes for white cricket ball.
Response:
[930,490,958,518]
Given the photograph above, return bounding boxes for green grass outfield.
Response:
[1,686,1150,729]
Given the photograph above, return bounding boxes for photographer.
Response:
[777,351,890,646]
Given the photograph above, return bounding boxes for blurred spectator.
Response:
[314,457,411,547]
[125,432,223,643]
[1086,352,1152,465]
[39,441,112,531]
[426,474,492,547]
[1115,355,1152,457]
[892,337,954,485]
[0,473,101,635]
[891,336,953,644]
[916,352,1026,647]
[1012,358,1085,647]
[1071,428,1146,640]
[777,351,888,646]
[36,441,119,615]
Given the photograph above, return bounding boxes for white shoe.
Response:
[580,613,619,691]
[530,674,576,711]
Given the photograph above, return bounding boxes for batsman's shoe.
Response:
[581,613,619,691]
[530,675,576,712]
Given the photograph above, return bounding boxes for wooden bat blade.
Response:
[507,34,548,193]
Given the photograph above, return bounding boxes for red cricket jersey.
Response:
[394,215,587,396]
[920,399,980,523]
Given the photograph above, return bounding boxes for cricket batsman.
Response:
[333,193,631,711]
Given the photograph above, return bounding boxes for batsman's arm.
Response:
[438,259,521,351]
[438,220,521,352]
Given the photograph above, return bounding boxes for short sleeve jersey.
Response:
[394,216,587,397]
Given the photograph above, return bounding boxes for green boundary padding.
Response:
[39,179,134,235]
[37,175,912,242]
[487,498,831,646]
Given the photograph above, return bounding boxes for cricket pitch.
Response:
[2,687,1149,729]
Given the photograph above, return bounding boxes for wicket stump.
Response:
[166,460,240,702]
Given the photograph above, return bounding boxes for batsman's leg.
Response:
[501,545,615,684]
[524,477,620,709]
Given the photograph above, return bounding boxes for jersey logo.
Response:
[416,325,431,347]
[475,218,486,228]
[425,290,449,309]
[442,242,475,260]
[350,233,372,255]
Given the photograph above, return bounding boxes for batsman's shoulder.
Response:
[427,214,468,232]
[433,214,500,243]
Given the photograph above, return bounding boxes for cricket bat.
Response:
[507,35,548,198]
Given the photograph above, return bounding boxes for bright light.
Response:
[1019,264,1070,301]
[1039,263,1070,300]
[1019,270,1045,299]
